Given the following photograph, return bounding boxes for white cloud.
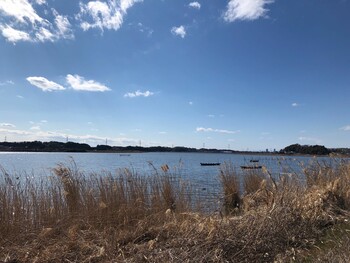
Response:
[78,0,142,31]
[66,74,111,92]
[0,0,43,24]
[35,0,46,5]
[17,95,24,99]
[0,123,16,128]
[189,101,193,105]
[26,76,66,92]
[30,126,41,130]
[0,127,140,146]
[171,25,186,38]
[292,102,299,107]
[0,0,75,43]
[35,27,55,42]
[0,128,30,136]
[53,10,74,40]
[189,2,201,9]
[196,127,240,134]
[208,114,215,118]
[1,25,31,42]
[340,125,350,131]
[124,90,154,98]
[223,0,273,22]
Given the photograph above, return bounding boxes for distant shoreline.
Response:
[0,141,348,157]
[0,149,348,158]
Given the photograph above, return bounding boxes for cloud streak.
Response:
[196,127,240,134]
[26,76,66,92]
[0,127,139,146]
[0,123,16,128]
[124,90,154,98]
[340,125,350,131]
[0,80,14,86]
[298,136,321,144]
[66,74,111,92]
[223,0,274,22]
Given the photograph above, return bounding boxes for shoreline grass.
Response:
[1,160,349,262]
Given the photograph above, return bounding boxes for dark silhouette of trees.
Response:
[281,144,330,155]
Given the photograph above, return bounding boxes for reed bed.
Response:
[0,159,349,262]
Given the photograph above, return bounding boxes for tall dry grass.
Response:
[0,159,349,262]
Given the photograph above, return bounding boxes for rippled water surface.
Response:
[0,152,333,209]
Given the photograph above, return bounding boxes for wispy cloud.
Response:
[124,90,154,98]
[134,22,153,37]
[0,80,14,86]
[0,127,139,146]
[298,136,321,144]
[196,127,240,134]
[340,125,350,131]
[66,74,111,92]
[26,76,66,92]
[0,123,16,128]
[1,25,31,42]
[53,9,74,40]
[189,2,201,9]
[0,0,74,43]
[77,0,142,32]
[189,101,193,106]
[171,25,186,38]
[0,128,30,136]
[292,102,299,107]
[223,0,274,22]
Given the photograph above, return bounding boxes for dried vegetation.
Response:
[0,159,349,262]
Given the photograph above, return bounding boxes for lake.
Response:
[0,152,333,210]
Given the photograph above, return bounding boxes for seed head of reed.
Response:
[243,170,267,195]
[220,162,241,214]
[53,164,82,217]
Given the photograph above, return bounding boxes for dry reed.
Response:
[0,159,349,262]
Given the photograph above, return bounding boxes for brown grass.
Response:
[0,159,350,262]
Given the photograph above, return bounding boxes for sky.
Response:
[0,0,350,151]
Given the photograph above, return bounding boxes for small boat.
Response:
[240,165,262,170]
[249,160,259,163]
[200,163,221,166]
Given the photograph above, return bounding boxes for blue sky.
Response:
[1,0,350,150]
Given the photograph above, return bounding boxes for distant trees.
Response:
[0,141,92,152]
[281,144,331,155]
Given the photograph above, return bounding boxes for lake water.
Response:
[0,151,317,177]
[0,151,319,183]
[0,152,334,210]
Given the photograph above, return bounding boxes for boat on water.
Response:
[200,163,221,166]
[249,160,259,163]
[240,165,262,170]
